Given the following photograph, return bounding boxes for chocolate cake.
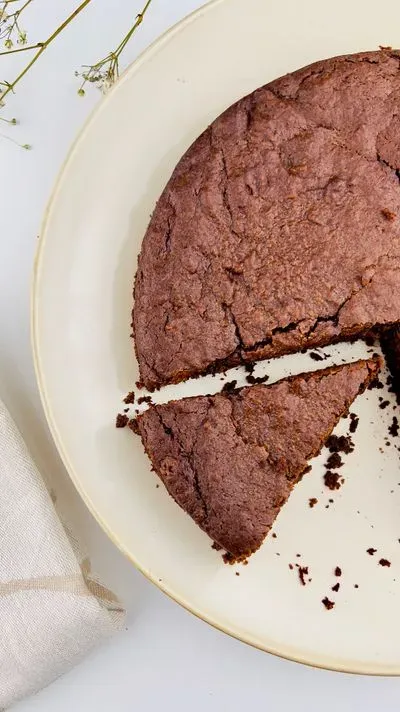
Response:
[132,358,380,559]
[134,49,400,390]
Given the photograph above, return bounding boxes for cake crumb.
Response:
[115,413,129,428]
[309,497,318,508]
[326,452,343,469]
[123,391,135,404]
[326,434,354,454]
[389,417,399,437]
[246,373,269,385]
[379,558,391,567]
[221,380,237,393]
[367,547,377,555]
[222,552,235,564]
[309,351,324,361]
[324,471,341,490]
[334,566,342,577]
[298,566,309,586]
[322,597,335,610]
[331,582,340,593]
[137,395,153,405]
[349,413,359,433]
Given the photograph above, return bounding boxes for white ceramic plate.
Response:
[33,0,400,674]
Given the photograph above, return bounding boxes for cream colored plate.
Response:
[33,0,400,674]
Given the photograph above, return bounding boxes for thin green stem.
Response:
[0,0,92,103]
[18,0,33,13]
[0,130,29,147]
[114,0,153,57]
[77,0,153,94]
[0,41,40,54]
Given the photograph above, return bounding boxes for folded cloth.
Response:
[0,399,124,709]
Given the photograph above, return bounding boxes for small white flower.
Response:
[100,76,114,94]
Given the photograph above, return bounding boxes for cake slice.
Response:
[132,358,380,559]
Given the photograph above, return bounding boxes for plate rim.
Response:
[31,0,400,676]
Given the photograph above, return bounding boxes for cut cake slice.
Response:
[132,358,380,559]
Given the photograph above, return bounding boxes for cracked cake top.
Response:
[134,50,400,390]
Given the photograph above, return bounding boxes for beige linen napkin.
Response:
[0,399,124,709]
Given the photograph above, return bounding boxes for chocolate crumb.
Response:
[331,582,340,592]
[212,542,222,551]
[349,413,359,433]
[354,584,359,589]
[379,400,390,410]
[235,572,240,576]
[221,380,237,393]
[289,563,294,570]
[244,363,255,375]
[322,597,335,610]
[309,351,324,361]
[326,452,343,469]
[368,377,384,390]
[123,391,135,404]
[137,395,152,405]
[389,417,399,437]
[326,434,354,454]
[367,547,377,555]
[379,558,391,567]
[272,532,277,538]
[324,471,341,490]
[309,497,318,508]
[222,552,236,564]
[298,566,309,586]
[246,373,270,385]
[303,465,312,475]
[334,566,342,577]
[115,413,129,428]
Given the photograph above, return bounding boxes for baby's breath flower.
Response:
[76,0,153,96]
[0,0,153,149]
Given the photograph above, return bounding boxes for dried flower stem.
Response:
[77,0,153,95]
[0,0,92,104]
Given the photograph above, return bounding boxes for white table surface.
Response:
[2,0,400,708]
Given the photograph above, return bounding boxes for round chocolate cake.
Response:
[134,49,400,390]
